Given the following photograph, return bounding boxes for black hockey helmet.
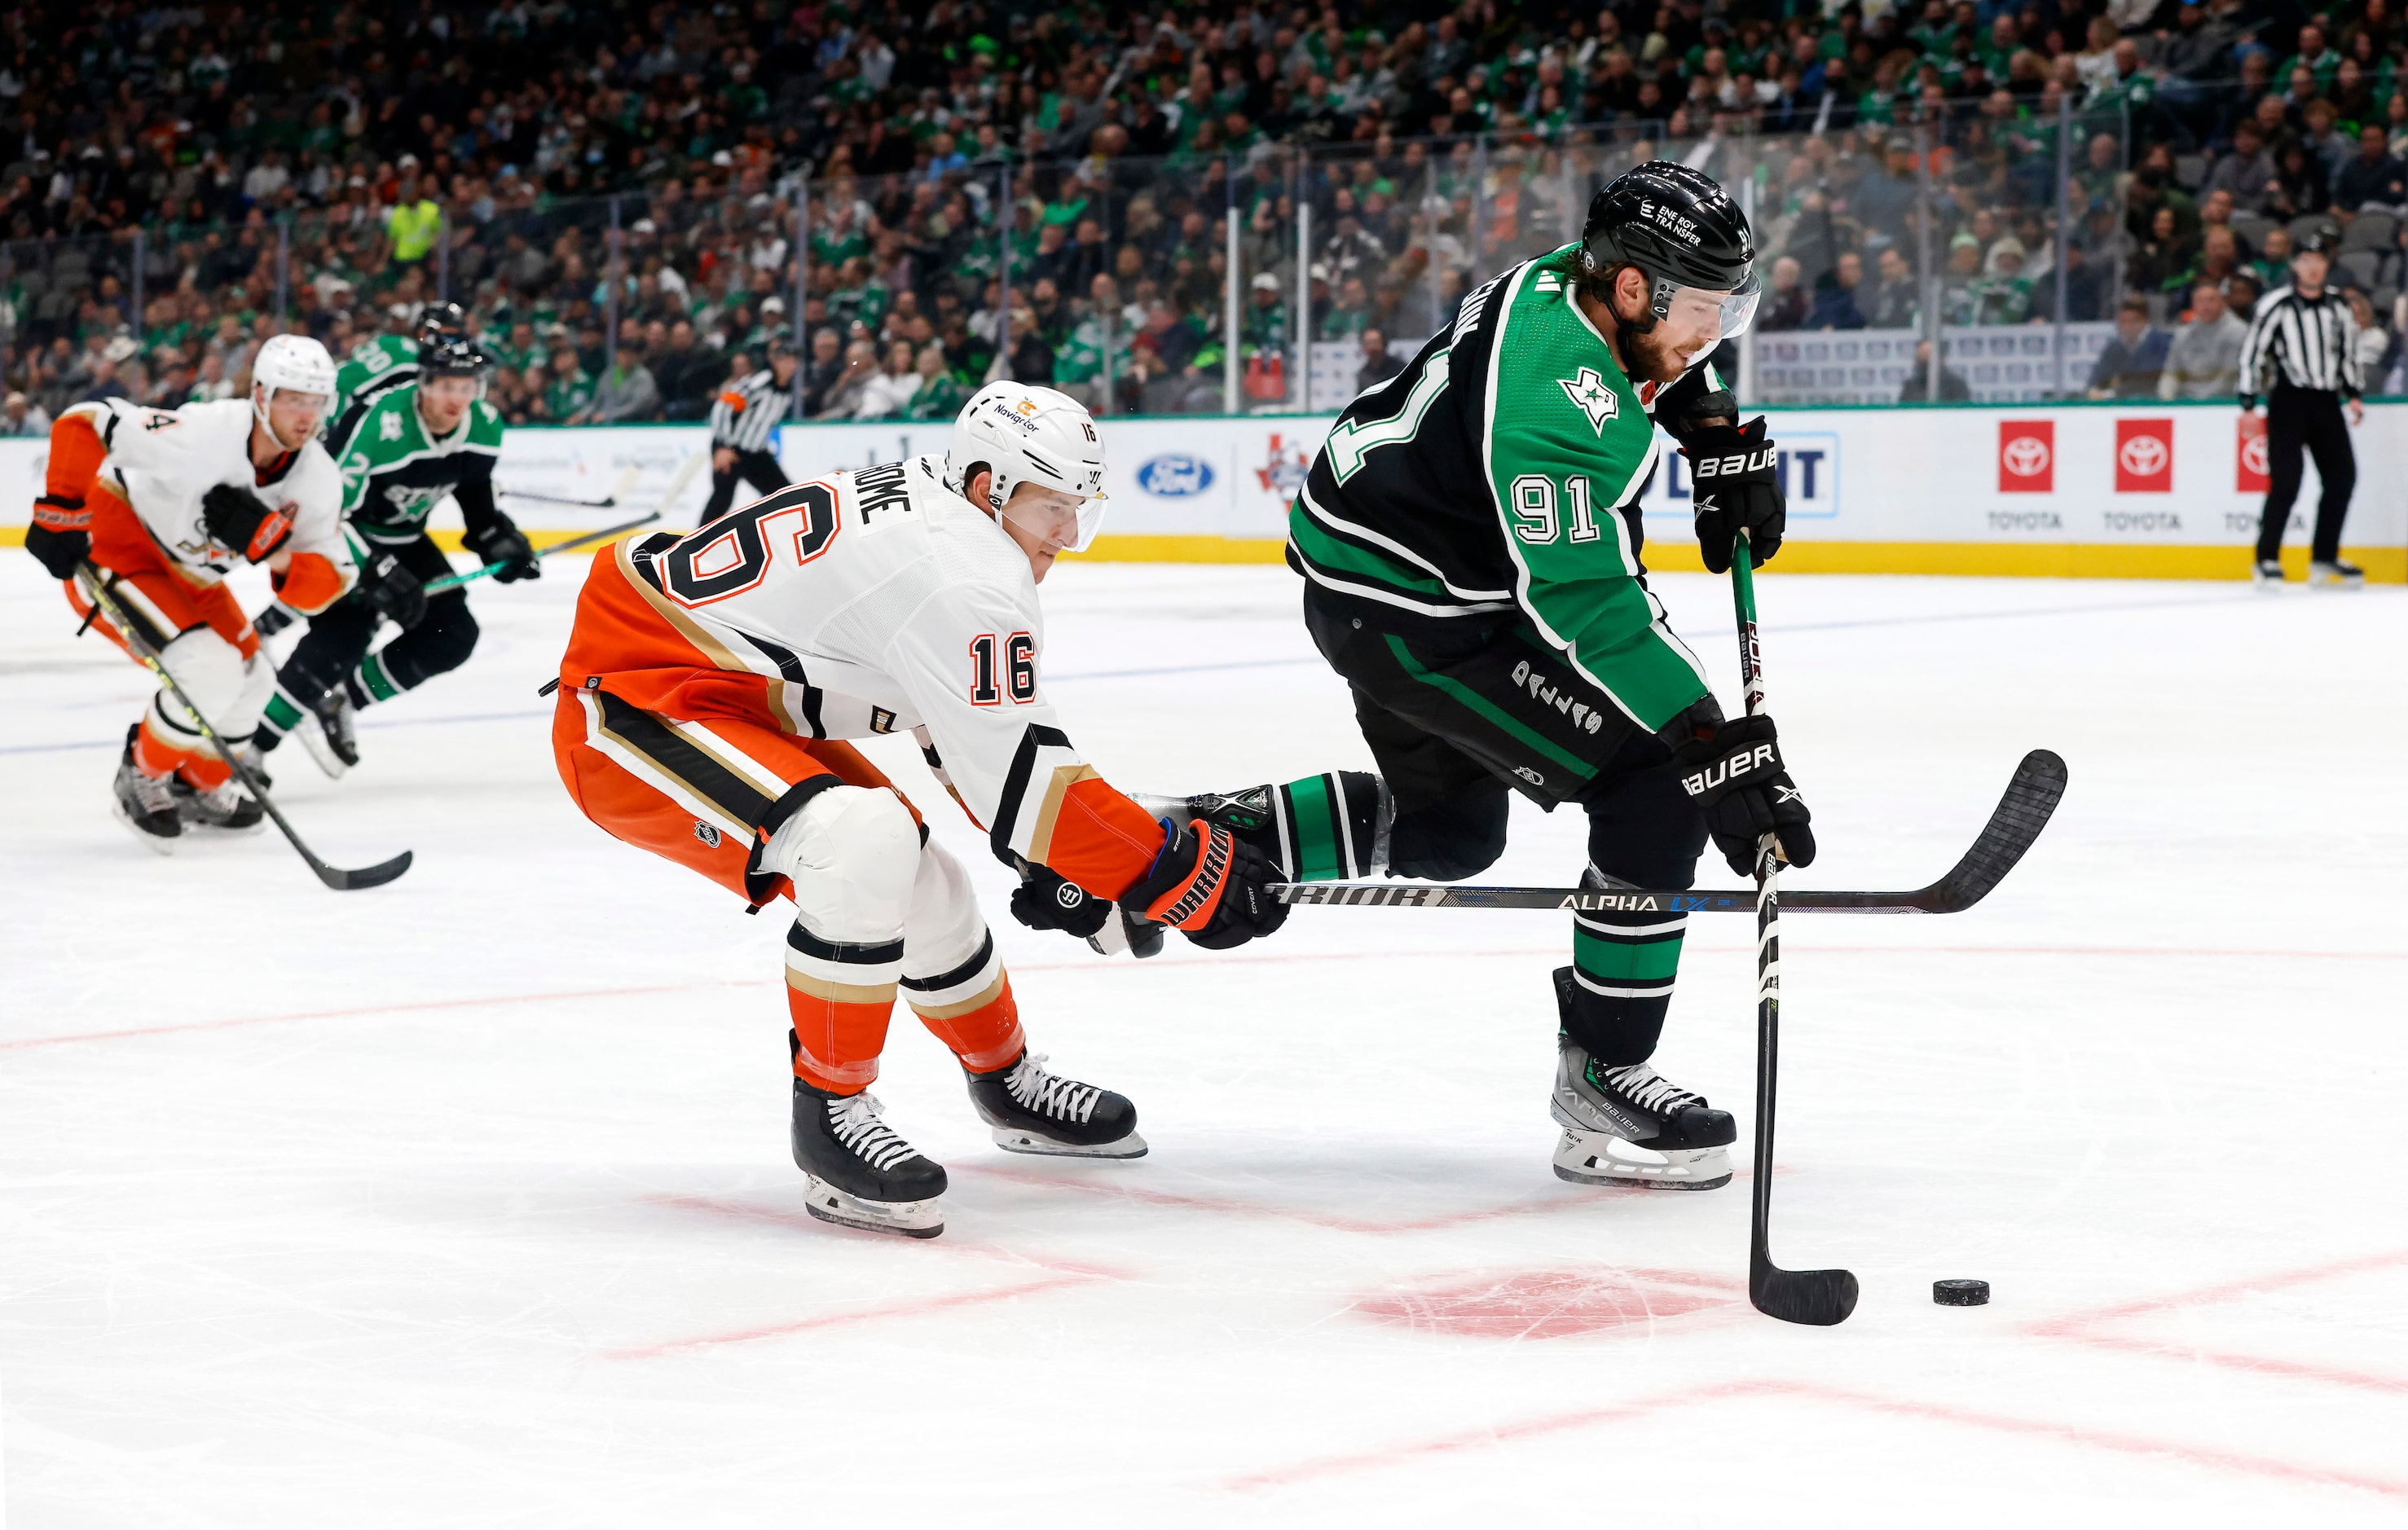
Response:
[1579,160,1761,339]
[418,332,490,379]
[418,300,470,348]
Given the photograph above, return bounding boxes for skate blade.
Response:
[799,1176,944,1238]
[180,811,266,834]
[989,1125,1149,1159]
[1552,1130,1732,1191]
[111,802,178,855]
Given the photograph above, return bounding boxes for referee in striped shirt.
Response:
[2238,224,2366,588]
[701,344,801,528]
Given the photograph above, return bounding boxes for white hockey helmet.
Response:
[251,334,337,444]
[944,380,1109,552]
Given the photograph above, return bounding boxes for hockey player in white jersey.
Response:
[21,336,354,847]
[551,382,1292,1237]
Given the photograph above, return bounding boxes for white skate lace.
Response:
[827,1092,922,1172]
[1596,1063,1702,1115]
[1005,1053,1100,1125]
[127,765,178,814]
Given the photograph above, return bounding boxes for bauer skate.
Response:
[1548,965,1735,1189]
[791,1079,948,1238]
[2309,559,2365,590]
[173,776,266,832]
[112,725,181,852]
[965,1049,1146,1158]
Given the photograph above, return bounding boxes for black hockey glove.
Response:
[1671,713,1816,877]
[1684,415,1783,574]
[356,550,429,629]
[1010,860,1165,958]
[24,494,90,580]
[201,483,296,564]
[1120,818,1290,951]
[465,519,541,583]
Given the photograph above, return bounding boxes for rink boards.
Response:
[1,401,2399,581]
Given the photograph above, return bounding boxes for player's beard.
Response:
[1620,323,1691,387]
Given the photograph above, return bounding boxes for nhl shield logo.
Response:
[693,820,723,849]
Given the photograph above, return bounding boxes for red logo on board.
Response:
[2236,414,2269,491]
[1998,421,2054,492]
[2115,419,2173,492]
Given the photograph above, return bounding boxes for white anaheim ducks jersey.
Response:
[77,397,351,587]
[605,454,1119,867]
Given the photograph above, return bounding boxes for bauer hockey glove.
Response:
[1671,714,1816,876]
[1683,415,1783,574]
[201,483,297,565]
[1010,860,1166,958]
[1119,818,1289,951]
[356,550,429,629]
[465,519,542,583]
[24,494,90,580]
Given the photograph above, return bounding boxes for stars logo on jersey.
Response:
[380,411,405,442]
[1559,367,1620,435]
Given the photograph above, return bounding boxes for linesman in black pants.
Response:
[2238,225,2366,589]
[700,344,801,527]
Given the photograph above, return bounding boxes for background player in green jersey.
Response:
[253,332,539,776]
[1286,161,1812,1192]
[324,301,470,443]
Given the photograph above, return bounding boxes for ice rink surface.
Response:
[2,550,2404,1527]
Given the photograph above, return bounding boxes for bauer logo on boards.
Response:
[2115,419,2173,493]
[1997,421,2053,492]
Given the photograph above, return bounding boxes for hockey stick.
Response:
[425,452,706,593]
[73,564,413,891]
[1270,747,2066,913]
[495,462,645,508]
[1729,530,1857,1328]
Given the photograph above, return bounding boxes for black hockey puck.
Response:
[1933,1279,1990,1306]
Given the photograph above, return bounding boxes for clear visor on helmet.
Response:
[1002,488,1110,555]
[1657,269,1763,344]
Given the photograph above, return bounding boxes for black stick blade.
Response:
[1920,748,2067,913]
[319,850,414,891]
[1751,1264,1860,1326]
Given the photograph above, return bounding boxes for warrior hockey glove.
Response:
[1010,860,1165,958]
[1119,818,1289,951]
[465,519,541,583]
[201,483,297,564]
[357,551,429,629]
[1684,415,1782,574]
[24,494,90,579]
[1671,713,1817,876]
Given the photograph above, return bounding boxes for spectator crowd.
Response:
[0,0,2401,433]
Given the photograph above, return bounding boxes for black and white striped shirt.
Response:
[709,369,786,452]
[2237,285,2364,398]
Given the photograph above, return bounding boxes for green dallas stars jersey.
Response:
[327,333,420,444]
[334,383,508,547]
[1287,243,1725,734]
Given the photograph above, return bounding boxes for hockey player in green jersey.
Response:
[324,301,471,443]
[253,331,539,776]
[1287,161,1814,1192]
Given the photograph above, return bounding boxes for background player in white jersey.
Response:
[549,382,1291,1238]
[20,336,354,848]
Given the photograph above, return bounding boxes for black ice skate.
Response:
[1550,1036,1737,1192]
[791,1079,948,1238]
[296,686,359,779]
[112,725,181,852]
[172,776,266,832]
[965,1049,1146,1158]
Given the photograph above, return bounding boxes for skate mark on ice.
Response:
[0,980,754,1051]
[953,1162,1726,1236]
[1217,1376,2408,1501]
[2029,1247,2408,1397]
[596,1194,1137,1361]
[1349,1266,1745,1340]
